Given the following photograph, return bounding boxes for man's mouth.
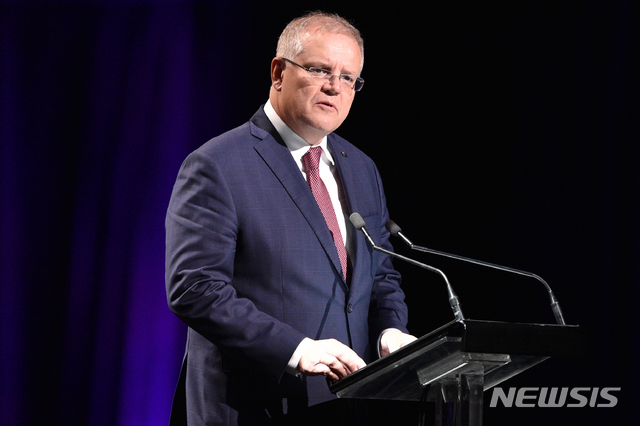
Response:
[317,101,336,110]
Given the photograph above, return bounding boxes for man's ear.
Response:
[271,57,286,91]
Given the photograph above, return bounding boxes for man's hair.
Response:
[276,11,364,72]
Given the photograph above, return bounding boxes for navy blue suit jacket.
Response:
[166,107,409,425]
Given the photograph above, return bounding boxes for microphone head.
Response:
[349,212,367,230]
[386,220,402,236]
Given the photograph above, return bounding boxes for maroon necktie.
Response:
[302,146,348,281]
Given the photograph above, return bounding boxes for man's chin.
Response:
[297,121,343,143]
[313,117,346,134]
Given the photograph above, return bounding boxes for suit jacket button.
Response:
[347,304,354,314]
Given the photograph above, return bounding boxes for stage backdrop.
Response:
[1,1,637,425]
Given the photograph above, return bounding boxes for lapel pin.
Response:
[341,151,347,157]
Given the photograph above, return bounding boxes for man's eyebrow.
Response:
[309,61,358,75]
[303,60,331,70]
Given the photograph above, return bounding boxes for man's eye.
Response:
[309,68,331,77]
[341,75,355,84]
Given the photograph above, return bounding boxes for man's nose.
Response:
[323,75,342,94]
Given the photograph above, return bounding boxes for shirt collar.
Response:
[264,100,335,167]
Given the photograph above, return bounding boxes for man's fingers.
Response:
[325,344,365,373]
[298,339,366,379]
[379,329,417,357]
[301,354,343,381]
[308,358,340,381]
[321,354,349,377]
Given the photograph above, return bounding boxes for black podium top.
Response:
[329,319,582,401]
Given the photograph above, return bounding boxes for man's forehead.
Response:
[297,32,361,62]
[300,28,357,44]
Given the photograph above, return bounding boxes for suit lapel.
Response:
[250,109,347,289]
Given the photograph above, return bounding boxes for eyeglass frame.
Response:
[281,58,365,92]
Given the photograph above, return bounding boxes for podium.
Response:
[329,319,582,426]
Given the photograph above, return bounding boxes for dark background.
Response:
[1,0,637,425]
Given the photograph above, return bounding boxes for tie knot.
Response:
[302,146,323,171]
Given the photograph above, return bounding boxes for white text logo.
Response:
[489,387,620,408]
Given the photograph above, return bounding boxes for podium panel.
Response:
[330,319,581,402]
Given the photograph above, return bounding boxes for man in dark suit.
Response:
[165,11,416,425]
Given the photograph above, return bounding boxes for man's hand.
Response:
[298,338,366,381]
[379,329,417,357]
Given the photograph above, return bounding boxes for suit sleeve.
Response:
[367,164,410,342]
[165,150,305,383]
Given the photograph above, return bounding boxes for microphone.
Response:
[349,213,464,321]
[386,220,566,325]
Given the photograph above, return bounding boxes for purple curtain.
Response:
[0,2,238,424]
[1,1,638,425]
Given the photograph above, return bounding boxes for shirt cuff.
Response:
[377,328,401,358]
[285,337,314,376]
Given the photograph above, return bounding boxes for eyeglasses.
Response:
[282,58,365,92]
